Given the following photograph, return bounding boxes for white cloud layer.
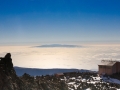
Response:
[0,44,120,70]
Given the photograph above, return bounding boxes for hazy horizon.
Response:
[0,43,120,71]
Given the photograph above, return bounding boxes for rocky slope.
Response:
[0,53,25,90]
[0,53,68,90]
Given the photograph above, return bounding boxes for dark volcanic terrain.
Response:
[0,53,120,90]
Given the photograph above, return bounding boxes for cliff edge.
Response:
[0,53,26,90]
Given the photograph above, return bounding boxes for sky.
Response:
[0,0,120,44]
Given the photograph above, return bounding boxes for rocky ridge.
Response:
[1,53,120,90]
[0,53,68,90]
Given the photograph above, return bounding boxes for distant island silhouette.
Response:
[14,66,91,76]
[35,44,81,48]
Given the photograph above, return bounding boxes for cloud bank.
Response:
[35,44,81,48]
[1,44,120,70]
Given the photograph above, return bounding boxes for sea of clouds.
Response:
[0,44,120,71]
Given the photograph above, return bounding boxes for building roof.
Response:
[98,60,117,66]
[55,73,64,76]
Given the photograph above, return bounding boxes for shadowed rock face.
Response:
[0,53,13,74]
[0,53,26,90]
[0,53,69,90]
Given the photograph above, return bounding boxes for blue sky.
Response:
[0,0,120,44]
